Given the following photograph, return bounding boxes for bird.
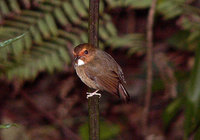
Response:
[73,43,130,102]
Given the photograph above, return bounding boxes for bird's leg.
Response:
[86,89,101,99]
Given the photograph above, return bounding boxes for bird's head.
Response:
[73,43,96,66]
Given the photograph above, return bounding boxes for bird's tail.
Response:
[118,83,130,102]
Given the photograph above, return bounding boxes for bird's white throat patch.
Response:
[77,59,85,66]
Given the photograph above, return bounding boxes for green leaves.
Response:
[0,0,145,80]
[172,7,200,137]
[184,45,200,137]
[163,98,183,129]
[105,0,152,9]
[157,0,186,19]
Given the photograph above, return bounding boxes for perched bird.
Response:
[73,43,130,101]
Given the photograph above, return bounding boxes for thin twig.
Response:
[88,0,100,140]
[142,0,158,134]
[88,0,99,47]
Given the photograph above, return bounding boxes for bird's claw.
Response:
[86,92,101,99]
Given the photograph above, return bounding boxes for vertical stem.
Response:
[143,0,157,133]
[89,0,99,48]
[88,0,100,140]
[88,95,100,140]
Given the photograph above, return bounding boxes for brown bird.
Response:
[73,43,130,101]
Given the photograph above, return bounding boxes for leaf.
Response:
[71,0,88,17]
[54,7,69,26]
[62,2,80,24]
[8,0,21,13]
[163,98,183,129]
[127,0,152,9]
[99,25,110,40]
[24,32,32,49]
[37,19,50,38]
[0,0,10,15]
[0,123,17,129]
[83,0,89,9]
[106,0,151,9]
[11,37,24,56]
[157,0,185,19]
[184,45,200,137]
[106,34,145,49]
[44,13,58,36]
[0,33,25,48]
[179,14,200,45]
[30,26,42,44]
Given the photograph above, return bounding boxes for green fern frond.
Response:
[157,0,186,19]
[105,0,151,9]
[5,35,71,80]
[0,0,145,80]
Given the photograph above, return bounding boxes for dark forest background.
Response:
[0,0,200,139]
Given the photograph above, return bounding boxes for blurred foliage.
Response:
[184,45,200,138]
[0,0,145,80]
[108,0,200,138]
[157,0,186,19]
[158,1,200,138]
[163,3,200,138]
[106,0,152,9]
[162,98,183,129]
[79,121,120,140]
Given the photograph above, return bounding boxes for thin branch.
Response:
[142,0,158,133]
[88,0,100,140]
[88,0,99,48]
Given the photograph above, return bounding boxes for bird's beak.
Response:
[74,55,81,62]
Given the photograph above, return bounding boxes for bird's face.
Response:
[73,43,96,66]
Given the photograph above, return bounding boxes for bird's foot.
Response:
[86,90,101,99]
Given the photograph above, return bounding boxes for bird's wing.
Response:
[85,67,120,96]
[99,51,126,84]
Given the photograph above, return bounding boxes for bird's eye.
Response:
[84,50,88,54]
